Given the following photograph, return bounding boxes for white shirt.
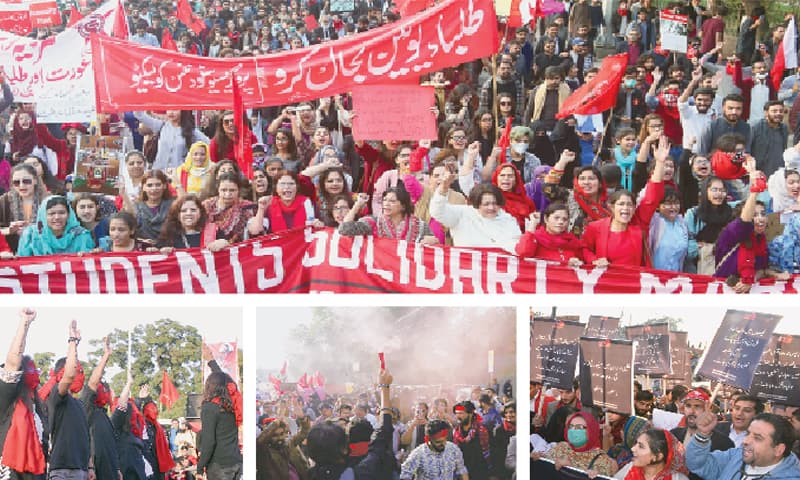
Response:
[678,99,716,153]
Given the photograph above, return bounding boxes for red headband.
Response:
[424,429,449,443]
[454,405,466,412]
[684,388,710,403]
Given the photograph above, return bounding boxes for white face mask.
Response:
[511,143,528,154]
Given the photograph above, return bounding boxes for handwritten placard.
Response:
[750,364,800,406]
[696,310,782,390]
[350,84,437,141]
[586,315,620,339]
[72,135,122,196]
[626,323,672,376]
[579,337,634,414]
[531,317,585,389]
[759,333,800,366]
[660,11,688,53]
[665,331,692,385]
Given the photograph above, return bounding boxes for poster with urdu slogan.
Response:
[659,11,688,53]
[696,310,783,390]
[664,331,692,385]
[531,317,585,390]
[750,333,800,407]
[625,323,672,376]
[579,337,634,415]
[71,135,121,196]
[585,315,620,339]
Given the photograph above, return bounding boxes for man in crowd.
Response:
[750,100,789,177]
[545,380,581,425]
[671,388,735,461]
[634,390,655,419]
[699,94,751,155]
[524,66,572,131]
[479,60,525,118]
[679,68,717,154]
[490,401,516,480]
[453,400,490,480]
[400,420,469,480]
[687,411,800,479]
[714,394,764,448]
[256,399,310,480]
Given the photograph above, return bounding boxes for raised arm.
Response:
[58,320,80,396]
[118,373,134,407]
[88,336,111,391]
[6,309,36,372]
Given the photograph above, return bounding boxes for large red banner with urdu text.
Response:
[1,228,799,294]
[91,0,499,111]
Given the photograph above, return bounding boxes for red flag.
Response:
[507,0,523,28]
[771,18,797,93]
[268,373,283,395]
[159,370,178,409]
[279,360,287,377]
[162,28,177,51]
[396,0,428,16]
[497,118,514,163]
[297,372,309,388]
[176,0,206,35]
[112,0,128,39]
[378,352,385,370]
[66,4,83,27]
[556,53,628,119]
[232,78,253,179]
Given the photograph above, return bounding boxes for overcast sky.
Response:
[0,306,242,361]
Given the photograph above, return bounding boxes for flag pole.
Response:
[591,112,614,167]
[492,54,499,137]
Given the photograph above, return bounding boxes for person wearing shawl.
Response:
[504,126,542,184]
[16,196,94,257]
[614,128,639,192]
[339,183,437,244]
[607,416,652,468]
[203,173,262,242]
[762,168,800,240]
[715,170,791,292]
[415,160,468,245]
[516,203,585,265]
[0,309,47,480]
[614,429,690,480]
[492,163,536,231]
[684,176,735,274]
[198,371,243,480]
[452,400,491,480]
[250,172,317,236]
[120,169,175,243]
[140,400,176,480]
[582,137,669,268]
[530,120,557,167]
[174,141,212,196]
[112,374,148,480]
[9,110,38,159]
[545,411,618,476]
[544,151,609,237]
[525,165,553,214]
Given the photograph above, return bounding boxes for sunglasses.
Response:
[499,101,513,106]
[12,178,34,186]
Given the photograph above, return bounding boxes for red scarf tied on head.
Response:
[564,411,602,453]
[210,382,243,426]
[492,163,536,230]
[624,430,688,480]
[94,383,111,408]
[38,363,84,400]
[424,428,449,443]
[142,402,176,473]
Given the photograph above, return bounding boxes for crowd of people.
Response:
[257,379,517,479]
[531,379,800,479]
[0,309,243,480]
[1,0,800,290]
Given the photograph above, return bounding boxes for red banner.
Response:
[28,0,60,28]
[0,4,31,36]
[556,53,628,119]
[2,228,800,294]
[91,0,499,111]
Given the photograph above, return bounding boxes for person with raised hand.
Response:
[84,336,121,480]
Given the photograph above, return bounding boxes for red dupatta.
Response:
[267,195,308,232]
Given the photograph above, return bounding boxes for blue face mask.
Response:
[567,428,588,448]
[624,79,637,89]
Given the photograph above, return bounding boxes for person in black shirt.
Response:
[197,370,243,480]
[83,336,121,480]
[47,320,91,480]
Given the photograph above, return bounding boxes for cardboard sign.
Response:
[760,334,800,366]
[495,0,512,16]
[659,11,688,53]
[28,0,60,28]
[626,323,672,376]
[531,317,585,389]
[579,337,634,414]
[652,408,684,430]
[351,84,436,141]
[328,0,355,12]
[585,315,620,339]
[696,310,782,390]
[665,331,692,385]
[532,458,615,480]
[72,135,122,195]
[750,364,800,407]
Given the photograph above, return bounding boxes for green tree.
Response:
[33,352,54,385]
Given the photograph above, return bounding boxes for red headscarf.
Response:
[38,363,85,401]
[624,430,688,480]
[572,171,610,222]
[2,359,45,474]
[94,383,111,408]
[564,411,602,452]
[142,402,176,473]
[492,163,536,230]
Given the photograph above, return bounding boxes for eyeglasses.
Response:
[569,424,588,430]
[499,102,513,106]
[222,118,235,125]
[709,187,727,194]
[12,178,34,186]
[450,135,467,141]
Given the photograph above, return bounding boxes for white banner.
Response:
[659,11,688,53]
[0,1,119,123]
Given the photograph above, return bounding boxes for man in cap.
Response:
[400,420,469,480]
[671,388,735,480]
[453,400,490,479]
